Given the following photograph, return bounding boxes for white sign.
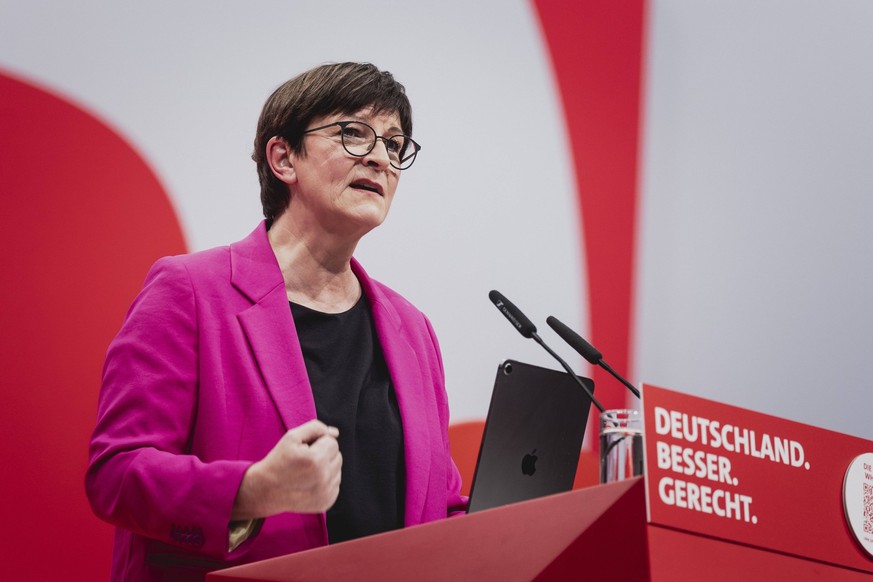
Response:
[843,452,873,558]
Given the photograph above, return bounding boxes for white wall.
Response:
[637,0,873,438]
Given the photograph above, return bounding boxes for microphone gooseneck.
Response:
[546,315,641,399]
[489,291,604,412]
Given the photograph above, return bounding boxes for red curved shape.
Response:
[0,70,187,579]
[532,0,647,417]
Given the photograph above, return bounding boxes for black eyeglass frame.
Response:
[302,120,421,170]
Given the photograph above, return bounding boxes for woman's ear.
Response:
[266,136,297,185]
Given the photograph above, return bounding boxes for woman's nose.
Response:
[362,138,393,170]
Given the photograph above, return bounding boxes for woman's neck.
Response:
[267,214,362,313]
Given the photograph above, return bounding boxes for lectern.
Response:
[209,385,873,581]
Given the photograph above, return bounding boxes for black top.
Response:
[290,296,405,544]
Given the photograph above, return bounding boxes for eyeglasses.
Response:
[302,120,421,170]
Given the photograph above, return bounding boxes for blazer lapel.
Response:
[231,223,316,431]
[353,259,432,525]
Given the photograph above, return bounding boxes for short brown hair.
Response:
[253,62,413,220]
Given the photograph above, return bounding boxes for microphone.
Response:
[488,290,536,338]
[489,291,604,412]
[546,316,641,399]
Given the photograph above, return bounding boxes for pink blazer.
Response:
[86,222,467,581]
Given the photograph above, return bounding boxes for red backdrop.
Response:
[0,71,187,580]
[534,0,647,416]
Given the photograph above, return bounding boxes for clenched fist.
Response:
[232,420,342,519]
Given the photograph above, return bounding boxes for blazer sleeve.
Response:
[85,256,252,559]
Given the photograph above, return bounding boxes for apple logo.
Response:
[521,449,538,476]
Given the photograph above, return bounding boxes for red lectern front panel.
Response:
[642,384,873,574]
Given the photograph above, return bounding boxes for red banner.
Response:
[642,384,873,573]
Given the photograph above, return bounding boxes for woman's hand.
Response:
[232,420,342,520]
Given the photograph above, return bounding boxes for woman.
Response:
[86,62,467,581]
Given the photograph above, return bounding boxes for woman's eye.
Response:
[341,126,365,139]
[386,138,403,154]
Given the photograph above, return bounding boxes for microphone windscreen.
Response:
[546,315,602,364]
[489,290,537,338]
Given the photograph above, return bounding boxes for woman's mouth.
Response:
[350,181,382,195]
